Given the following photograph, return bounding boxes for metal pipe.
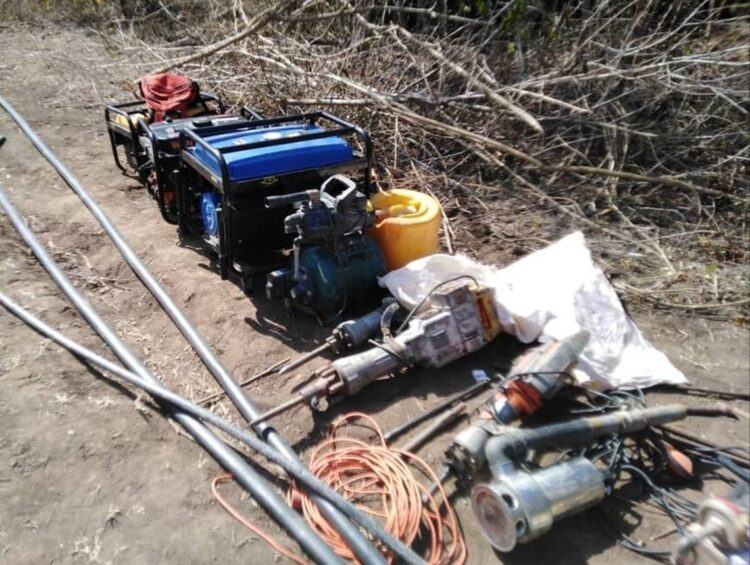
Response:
[251,394,309,425]
[0,94,387,565]
[485,405,688,477]
[0,188,342,565]
[398,402,466,454]
[384,375,492,443]
[0,290,424,565]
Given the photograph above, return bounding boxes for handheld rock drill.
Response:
[250,280,501,425]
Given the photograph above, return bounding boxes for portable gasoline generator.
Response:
[105,75,227,180]
[176,111,374,297]
[135,107,264,223]
[105,74,234,222]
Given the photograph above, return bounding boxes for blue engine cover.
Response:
[200,192,222,235]
[190,124,354,183]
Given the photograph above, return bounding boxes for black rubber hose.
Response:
[0,188,343,565]
[0,290,425,565]
[486,405,689,468]
[0,94,387,565]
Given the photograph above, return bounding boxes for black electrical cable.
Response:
[598,502,674,560]
[689,445,750,454]
[0,94,389,565]
[379,300,406,360]
[395,274,479,334]
[546,386,746,563]
[0,290,426,565]
[366,338,410,366]
[599,481,682,561]
[380,300,401,344]
[575,390,739,561]
[604,423,748,561]
[0,188,342,565]
[716,455,750,483]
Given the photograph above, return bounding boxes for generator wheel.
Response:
[240,274,253,296]
[124,141,140,172]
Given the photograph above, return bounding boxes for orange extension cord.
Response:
[211,474,308,565]
[212,412,467,564]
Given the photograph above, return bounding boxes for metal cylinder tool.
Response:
[470,405,689,552]
[472,457,606,552]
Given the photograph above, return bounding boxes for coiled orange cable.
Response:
[212,412,467,564]
[287,412,467,564]
[211,474,308,565]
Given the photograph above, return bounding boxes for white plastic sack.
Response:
[379,231,686,389]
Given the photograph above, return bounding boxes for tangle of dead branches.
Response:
[99,0,748,321]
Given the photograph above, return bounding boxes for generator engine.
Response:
[265,175,386,319]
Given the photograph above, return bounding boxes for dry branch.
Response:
[148,1,291,75]
[543,165,749,205]
[112,0,750,319]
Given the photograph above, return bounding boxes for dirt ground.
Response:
[0,24,748,565]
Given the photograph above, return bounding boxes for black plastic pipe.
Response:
[0,188,343,565]
[0,94,387,565]
[0,291,424,565]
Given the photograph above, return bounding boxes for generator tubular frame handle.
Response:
[141,105,264,224]
[176,111,373,284]
[179,111,372,192]
[104,92,228,176]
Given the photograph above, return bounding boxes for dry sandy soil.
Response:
[0,24,748,565]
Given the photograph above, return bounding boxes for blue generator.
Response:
[177,112,383,315]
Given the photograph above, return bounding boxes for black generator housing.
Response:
[138,107,263,222]
[176,111,372,294]
[105,92,225,181]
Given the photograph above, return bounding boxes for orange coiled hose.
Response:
[287,412,467,565]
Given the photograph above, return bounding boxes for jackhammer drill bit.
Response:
[278,299,398,375]
[383,370,493,444]
[280,341,333,375]
[251,394,309,425]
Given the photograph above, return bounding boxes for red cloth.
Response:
[139,74,199,121]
